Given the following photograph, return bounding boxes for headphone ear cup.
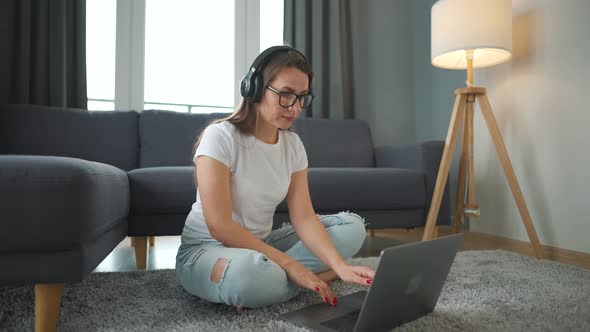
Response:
[251,72,263,102]
[240,73,253,98]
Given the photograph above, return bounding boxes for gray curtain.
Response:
[0,0,87,108]
[284,0,355,119]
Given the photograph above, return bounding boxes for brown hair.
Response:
[191,49,313,164]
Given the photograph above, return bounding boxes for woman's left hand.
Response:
[334,264,376,286]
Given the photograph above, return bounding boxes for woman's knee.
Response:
[329,212,367,258]
[210,258,228,283]
[219,251,295,308]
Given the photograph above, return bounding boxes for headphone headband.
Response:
[240,46,307,102]
[249,46,303,75]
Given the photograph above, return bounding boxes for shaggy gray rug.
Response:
[1,250,589,331]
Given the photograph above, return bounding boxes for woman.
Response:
[176,45,375,311]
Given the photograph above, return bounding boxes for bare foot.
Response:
[229,304,247,313]
[316,269,340,283]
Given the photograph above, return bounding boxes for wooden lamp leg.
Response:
[477,94,544,259]
[423,94,467,241]
[35,283,64,332]
[454,108,469,233]
[464,96,480,218]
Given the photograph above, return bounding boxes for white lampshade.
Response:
[431,0,512,69]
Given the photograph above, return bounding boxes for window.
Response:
[86,0,284,113]
[144,0,234,114]
[260,0,284,53]
[86,0,116,111]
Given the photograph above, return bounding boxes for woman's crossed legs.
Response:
[175,211,367,309]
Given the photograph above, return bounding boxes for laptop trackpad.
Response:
[280,291,368,331]
[337,290,367,308]
[320,309,361,331]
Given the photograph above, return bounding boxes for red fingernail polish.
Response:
[324,297,328,303]
[367,279,372,284]
[332,298,337,306]
[314,287,320,291]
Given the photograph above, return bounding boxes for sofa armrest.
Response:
[375,141,451,226]
[0,155,130,253]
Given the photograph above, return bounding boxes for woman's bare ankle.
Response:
[229,304,247,313]
[316,269,339,283]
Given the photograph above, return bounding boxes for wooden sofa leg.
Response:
[35,283,64,332]
[368,229,375,237]
[134,236,148,270]
[149,236,155,247]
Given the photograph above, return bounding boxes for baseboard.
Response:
[468,231,590,270]
[375,226,590,270]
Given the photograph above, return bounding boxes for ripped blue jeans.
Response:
[175,211,367,308]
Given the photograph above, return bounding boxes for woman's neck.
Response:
[255,124,279,144]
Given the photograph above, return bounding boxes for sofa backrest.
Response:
[0,105,375,170]
[293,118,375,167]
[139,110,230,167]
[139,110,375,168]
[0,104,139,171]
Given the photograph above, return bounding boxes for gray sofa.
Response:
[0,104,450,329]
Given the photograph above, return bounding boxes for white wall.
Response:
[470,0,590,253]
[353,0,589,254]
[411,0,590,254]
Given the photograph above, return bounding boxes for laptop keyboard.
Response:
[320,309,361,332]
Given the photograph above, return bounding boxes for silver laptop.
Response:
[280,234,463,332]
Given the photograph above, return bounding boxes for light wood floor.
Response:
[376,227,590,270]
[94,227,590,273]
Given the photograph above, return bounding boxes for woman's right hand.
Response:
[284,260,337,306]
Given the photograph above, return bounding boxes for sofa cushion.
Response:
[0,104,139,171]
[128,166,195,215]
[139,110,230,167]
[276,168,426,212]
[293,118,375,167]
[128,166,424,219]
[0,155,129,252]
[138,111,376,169]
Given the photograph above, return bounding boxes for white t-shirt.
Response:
[182,121,308,241]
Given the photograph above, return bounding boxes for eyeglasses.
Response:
[266,85,314,109]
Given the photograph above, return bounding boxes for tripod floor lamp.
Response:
[422,0,544,259]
